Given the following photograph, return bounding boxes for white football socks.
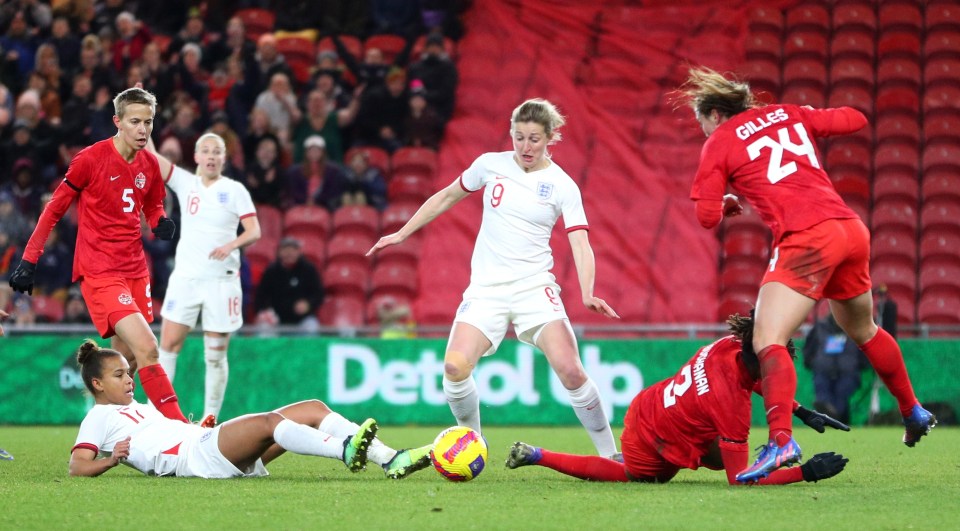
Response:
[443,375,481,433]
[568,377,618,457]
[158,348,178,382]
[318,412,395,465]
[203,336,229,419]
[272,419,344,459]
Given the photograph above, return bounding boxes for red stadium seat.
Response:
[370,263,419,299]
[745,30,782,63]
[391,147,438,177]
[832,3,877,34]
[919,260,960,298]
[830,29,875,62]
[874,141,919,175]
[922,144,960,175]
[923,85,960,118]
[826,141,872,175]
[741,59,781,97]
[829,57,874,91]
[380,202,419,234]
[786,4,829,35]
[365,292,414,325]
[920,230,960,264]
[877,86,920,116]
[749,6,784,34]
[878,3,922,34]
[283,205,331,240]
[388,173,433,204]
[781,86,825,108]
[345,146,390,175]
[926,4,960,34]
[256,205,284,242]
[876,58,921,91]
[830,170,870,203]
[293,234,326,270]
[877,30,921,62]
[871,227,918,269]
[923,29,960,61]
[326,233,376,269]
[922,172,960,204]
[318,294,366,328]
[871,198,918,233]
[827,85,873,118]
[332,205,380,240]
[870,262,917,306]
[782,57,827,92]
[924,114,960,147]
[873,170,919,204]
[364,34,407,63]
[32,295,64,323]
[244,236,276,285]
[717,288,756,322]
[275,36,316,63]
[875,113,920,146]
[917,292,960,325]
[720,261,765,293]
[323,262,369,298]
[723,231,771,263]
[924,57,960,88]
[374,237,421,269]
[235,8,275,41]
[783,30,828,61]
[920,198,960,235]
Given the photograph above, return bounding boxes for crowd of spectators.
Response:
[0,0,466,328]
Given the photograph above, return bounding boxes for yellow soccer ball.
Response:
[430,426,488,482]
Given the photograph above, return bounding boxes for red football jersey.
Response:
[690,104,866,243]
[23,138,167,281]
[625,336,754,470]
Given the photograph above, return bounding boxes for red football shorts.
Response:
[762,218,872,301]
[80,276,153,338]
[620,406,681,483]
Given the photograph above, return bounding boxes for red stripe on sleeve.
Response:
[71,442,99,454]
[239,212,257,220]
[458,175,480,193]
[565,225,589,233]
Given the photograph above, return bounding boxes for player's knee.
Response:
[444,351,474,381]
[556,366,587,390]
[203,336,228,366]
[263,411,285,431]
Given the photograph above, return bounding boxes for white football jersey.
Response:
[74,401,203,476]
[460,152,588,286]
[166,166,256,279]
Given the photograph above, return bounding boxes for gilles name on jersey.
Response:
[735,108,789,141]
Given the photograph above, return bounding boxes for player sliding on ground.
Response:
[506,313,849,485]
[69,340,433,479]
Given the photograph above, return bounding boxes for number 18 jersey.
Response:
[690,104,865,243]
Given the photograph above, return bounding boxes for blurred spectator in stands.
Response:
[404,79,443,149]
[333,34,413,91]
[285,135,349,211]
[803,312,869,425]
[139,41,173,106]
[370,0,422,36]
[208,110,244,176]
[241,107,277,164]
[0,190,29,245]
[355,66,408,152]
[158,136,183,166]
[170,43,210,113]
[342,148,388,211]
[0,10,39,80]
[274,3,323,33]
[50,1,93,35]
[874,284,898,339]
[111,11,151,73]
[96,26,116,71]
[159,101,200,164]
[378,296,415,339]
[206,63,234,114]
[26,70,60,127]
[33,42,67,113]
[311,66,352,111]
[254,71,299,146]
[136,0,188,37]
[88,84,116,142]
[2,120,49,186]
[58,73,93,152]
[292,88,361,164]
[0,48,19,95]
[47,17,80,80]
[225,54,256,134]
[91,0,126,34]
[3,158,44,218]
[33,225,72,300]
[168,7,209,63]
[321,0,368,36]
[1,0,51,33]
[75,35,113,95]
[244,135,285,207]
[62,287,90,324]
[254,237,324,332]
[252,33,293,94]
[407,32,457,123]
[205,16,255,70]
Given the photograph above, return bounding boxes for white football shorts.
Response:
[161,274,244,333]
[452,271,569,356]
[175,425,269,478]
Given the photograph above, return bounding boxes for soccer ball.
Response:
[430,426,488,482]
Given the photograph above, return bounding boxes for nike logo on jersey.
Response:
[110,175,121,181]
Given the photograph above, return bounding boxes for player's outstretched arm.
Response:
[568,230,619,319]
[68,437,131,477]
[366,178,469,256]
[794,404,851,433]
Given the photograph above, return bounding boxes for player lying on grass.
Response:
[69,340,432,479]
[506,313,850,485]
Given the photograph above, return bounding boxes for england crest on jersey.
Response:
[537,182,554,200]
[134,172,146,189]
[218,192,229,204]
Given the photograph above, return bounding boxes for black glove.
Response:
[8,260,37,295]
[795,405,850,433]
[801,452,848,482]
[152,216,176,240]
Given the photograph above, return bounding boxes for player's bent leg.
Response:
[507,442,630,482]
[114,313,188,422]
[442,323,489,432]
[218,412,284,470]
[203,332,230,420]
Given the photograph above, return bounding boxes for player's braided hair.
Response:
[727,311,796,380]
[511,98,565,144]
[678,66,760,119]
[76,339,124,394]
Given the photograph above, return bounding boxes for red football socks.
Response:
[138,364,188,422]
[538,449,630,482]
[757,344,796,446]
[859,328,919,417]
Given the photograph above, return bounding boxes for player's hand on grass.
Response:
[722,194,743,217]
[8,260,36,295]
[584,296,620,319]
[794,405,851,433]
[110,436,132,466]
[152,216,176,240]
[366,232,404,256]
[801,452,848,482]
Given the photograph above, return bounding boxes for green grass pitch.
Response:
[0,425,957,530]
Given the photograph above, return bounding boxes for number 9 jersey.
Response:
[689,104,867,243]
